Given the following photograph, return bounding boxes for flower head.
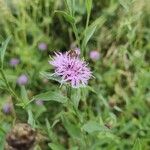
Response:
[17,74,28,85]
[9,58,19,67]
[2,103,12,115]
[38,42,47,51]
[90,50,100,61]
[49,51,92,88]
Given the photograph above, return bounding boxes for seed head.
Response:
[5,123,36,150]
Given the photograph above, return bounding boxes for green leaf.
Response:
[86,0,92,15]
[40,72,62,83]
[70,147,78,150]
[34,105,46,119]
[119,0,130,11]
[97,132,120,143]
[21,86,28,102]
[46,118,52,138]
[27,109,35,127]
[82,15,106,48]
[64,0,75,16]
[82,121,107,134]
[34,91,68,103]
[45,119,57,142]
[0,37,11,68]
[55,10,75,24]
[82,23,97,48]
[0,79,6,88]
[87,86,97,93]
[61,116,82,139]
[48,143,66,150]
[114,106,123,112]
[132,138,142,150]
[71,88,81,109]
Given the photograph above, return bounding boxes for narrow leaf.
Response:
[0,37,11,68]
[82,121,107,134]
[0,79,6,88]
[40,72,62,83]
[61,116,82,139]
[45,119,57,142]
[55,10,75,24]
[27,109,35,127]
[71,88,81,109]
[132,138,142,150]
[82,15,106,47]
[48,143,66,150]
[82,24,97,48]
[86,0,92,15]
[34,91,68,103]
[64,0,75,16]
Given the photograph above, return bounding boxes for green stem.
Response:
[85,13,90,31]
[0,69,20,102]
[66,86,71,99]
[66,86,88,148]
[72,23,80,47]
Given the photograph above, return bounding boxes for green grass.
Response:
[0,0,150,149]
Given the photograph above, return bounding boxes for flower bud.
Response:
[90,50,100,61]
[17,74,28,85]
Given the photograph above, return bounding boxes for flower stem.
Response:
[72,23,80,47]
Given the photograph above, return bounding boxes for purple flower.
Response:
[9,58,19,67]
[38,42,47,51]
[17,74,28,85]
[35,99,44,106]
[2,103,12,114]
[49,51,92,88]
[90,50,100,61]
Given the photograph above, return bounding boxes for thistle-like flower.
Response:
[17,74,28,85]
[38,42,47,51]
[90,50,100,61]
[2,103,12,115]
[9,58,20,67]
[49,50,92,88]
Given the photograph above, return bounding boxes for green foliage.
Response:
[0,37,11,68]
[82,120,107,134]
[132,138,142,150]
[55,11,75,24]
[34,91,68,103]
